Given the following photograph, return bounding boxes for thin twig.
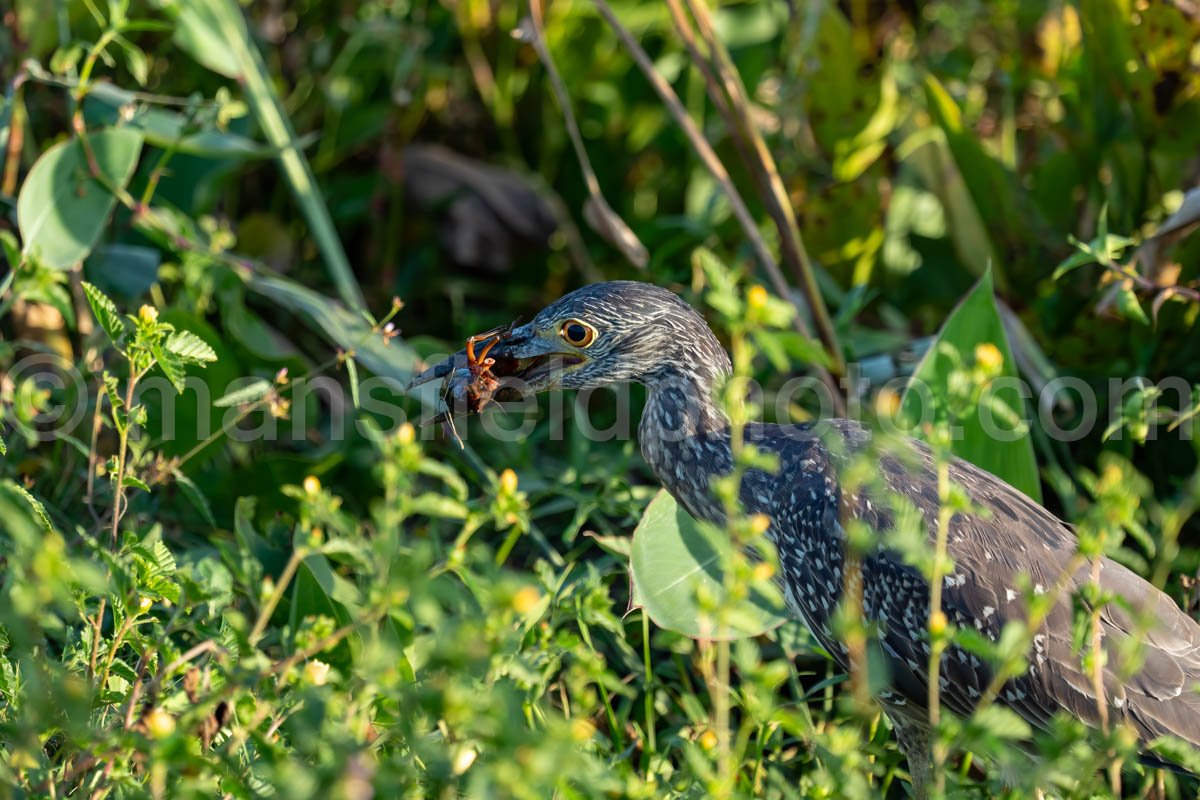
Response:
[679,0,846,380]
[525,0,648,269]
[588,0,845,410]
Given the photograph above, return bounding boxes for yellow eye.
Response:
[560,319,596,348]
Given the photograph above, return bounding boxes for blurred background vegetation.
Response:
[2,0,1200,797]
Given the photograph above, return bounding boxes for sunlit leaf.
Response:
[900,270,1042,502]
[17,128,144,269]
[166,330,218,364]
[82,281,130,346]
[630,490,788,640]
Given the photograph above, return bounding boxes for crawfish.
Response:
[428,323,514,447]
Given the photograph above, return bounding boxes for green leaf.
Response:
[1,480,53,532]
[17,128,144,269]
[82,281,130,346]
[166,330,218,364]
[249,274,419,385]
[630,490,788,640]
[172,468,216,527]
[214,378,272,407]
[0,230,21,270]
[167,0,365,309]
[114,34,149,86]
[346,357,361,408]
[1113,285,1149,325]
[900,270,1042,502]
[1051,247,1099,280]
[122,475,151,493]
[150,341,186,393]
[85,243,162,298]
[968,705,1032,741]
[83,85,277,160]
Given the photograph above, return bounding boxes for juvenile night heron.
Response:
[410,281,1200,792]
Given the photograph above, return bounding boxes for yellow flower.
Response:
[144,708,176,738]
[499,468,519,495]
[697,727,719,751]
[874,387,902,418]
[396,422,415,445]
[752,561,775,582]
[974,342,1003,373]
[748,513,771,536]
[570,718,596,742]
[303,475,321,496]
[928,610,948,637]
[138,305,159,324]
[512,585,541,614]
[303,660,331,686]
[746,285,769,311]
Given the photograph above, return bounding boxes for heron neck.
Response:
[637,358,735,525]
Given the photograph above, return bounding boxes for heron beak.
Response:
[486,323,586,395]
[405,322,586,396]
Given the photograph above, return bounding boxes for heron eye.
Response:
[560,320,596,348]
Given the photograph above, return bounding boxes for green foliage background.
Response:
[1,0,1199,797]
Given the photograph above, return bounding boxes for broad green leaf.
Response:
[900,270,1042,502]
[85,243,162,298]
[82,281,130,346]
[166,330,218,364]
[17,128,144,269]
[161,0,240,78]
[630,490,788,640]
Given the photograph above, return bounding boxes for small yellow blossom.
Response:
[138,305,159,324]
[974,342,1003,373]
[752,562,775,582]
[136,596,153,614]
[303,660,331,686]
[512,585,542,614]
[144,708,176,738]
[874,387,902,418]
[396,422,415,445]
[697,727,719,751]
[746,285,769,311]
[303,475,321,496]
[570,718,596,742]
[748,513,771,536]
[928,610,948,636]
[499,468,518,495]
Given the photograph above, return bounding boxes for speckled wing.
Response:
[754,418,1200,756]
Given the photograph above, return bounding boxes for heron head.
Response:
[486,281,730,394]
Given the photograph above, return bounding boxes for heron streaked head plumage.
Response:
[485,281,731,394]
